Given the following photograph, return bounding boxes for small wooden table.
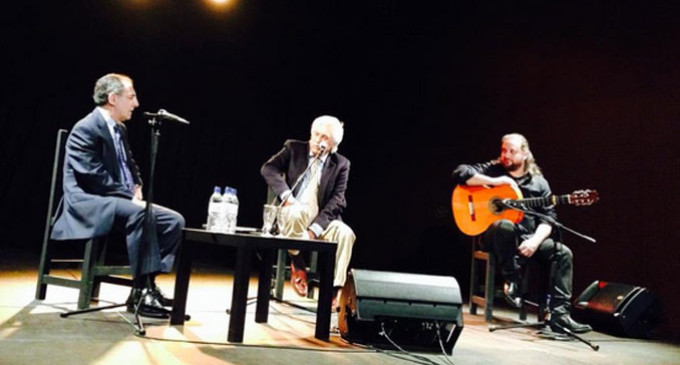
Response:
[170,228,337,343]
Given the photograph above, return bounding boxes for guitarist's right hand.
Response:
[491,176,518,189]
[467,173,518,188]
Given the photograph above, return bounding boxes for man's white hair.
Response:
[311,115,344,153]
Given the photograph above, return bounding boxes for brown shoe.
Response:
[331,288,341,312]
[290,262,308,297]
[331,295,339,312]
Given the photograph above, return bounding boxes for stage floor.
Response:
[1,250,679,365]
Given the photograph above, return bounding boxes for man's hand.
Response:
[517,237,540,257]
[283,196,300,207]
[307,230,316,240]
[134,185,143,201]
[131,185,145,207]
[518,223,552,257]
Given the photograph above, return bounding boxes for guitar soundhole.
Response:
[489,198,504,214]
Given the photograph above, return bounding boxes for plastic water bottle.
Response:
[223,186,239,234]
[206,186,224,232]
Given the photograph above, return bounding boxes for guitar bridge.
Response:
[467,195,476,222]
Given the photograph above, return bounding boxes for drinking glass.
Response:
[262,204,279,236]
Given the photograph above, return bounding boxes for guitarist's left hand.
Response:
[517,238,541,257]
[517,223,553,257]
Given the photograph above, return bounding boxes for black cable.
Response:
[377,322,454,365]
[435,323,457,365]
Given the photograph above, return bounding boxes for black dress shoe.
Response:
[126,288,171,319]
[503,280,522,308]
[150,283,174,307]
[550,314,593,334]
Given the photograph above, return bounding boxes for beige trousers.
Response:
[279,204,356,287]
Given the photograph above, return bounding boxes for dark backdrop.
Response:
[2,1,679,340]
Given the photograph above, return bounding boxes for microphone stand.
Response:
[488,200,600,351]
[131,115,164,335]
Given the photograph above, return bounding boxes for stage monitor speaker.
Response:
[338,269,463,354]
[572,280,661,338]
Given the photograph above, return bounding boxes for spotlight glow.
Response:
[204,0,236,12]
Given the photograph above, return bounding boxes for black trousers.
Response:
[482,219,574,315]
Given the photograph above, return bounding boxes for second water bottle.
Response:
[223,187,239,233]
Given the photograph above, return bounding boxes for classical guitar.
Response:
[451,184,599,236]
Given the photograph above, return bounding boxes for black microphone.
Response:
[144,109,190,125]
[319,141,328,152]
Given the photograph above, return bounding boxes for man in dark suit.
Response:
[261,115,356,310]
[51,73,184,318]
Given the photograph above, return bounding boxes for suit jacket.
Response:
[261,139,350,230]
[51,108,142,240]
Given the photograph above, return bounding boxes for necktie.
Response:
[295,157,322,199]
[113,125,135,193]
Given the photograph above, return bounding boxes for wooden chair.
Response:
[469,235,547,322]
[35,129,133,310]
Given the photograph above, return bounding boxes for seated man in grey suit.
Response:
[261,115,356,310]
[51,73,185,318]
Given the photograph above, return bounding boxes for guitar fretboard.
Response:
[516,195,570,208]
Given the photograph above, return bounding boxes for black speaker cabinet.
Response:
[338,269,463,354]
[572,280,661,338]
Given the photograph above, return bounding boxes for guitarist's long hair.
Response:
[500,133,542,176]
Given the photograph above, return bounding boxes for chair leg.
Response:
[273,249,287,300]
[35,238,52,300]
[469,250,478,315]
[77,239,101,309]
[470,249,495,322]
[307,251,318,299]
[484,253,495,322]
[90,237,110,302]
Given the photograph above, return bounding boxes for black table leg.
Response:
[170,234,193,325]
[255,249,274,323]
[228,247,252,343]
[314,249,336,341]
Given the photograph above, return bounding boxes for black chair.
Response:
[35,129,133,310]
[469,235,547,322]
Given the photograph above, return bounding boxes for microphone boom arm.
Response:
[500,200,596,243]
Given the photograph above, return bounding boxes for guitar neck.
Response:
[516,194,570,208]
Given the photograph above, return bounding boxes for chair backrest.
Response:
[42,129,68,243]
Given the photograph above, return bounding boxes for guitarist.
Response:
[451,133,592,334]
